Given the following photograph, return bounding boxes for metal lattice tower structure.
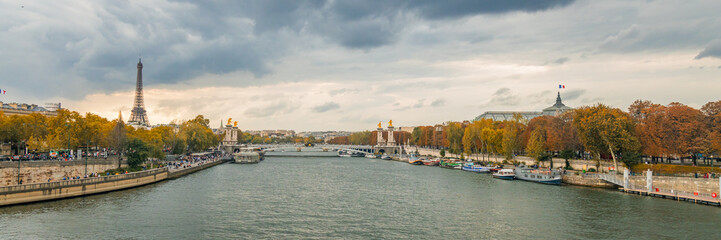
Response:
[128,58,149,126]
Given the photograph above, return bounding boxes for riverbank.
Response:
[388,153,721,206]
[0,158,230,207]
[0,157,127,186]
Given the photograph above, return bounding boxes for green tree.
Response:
[620,150,641,170]
[126,138,149,168]
[559,149,575,170]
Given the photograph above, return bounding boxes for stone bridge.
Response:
[249,144,375,154]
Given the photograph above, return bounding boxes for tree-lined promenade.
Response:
[421,100,721,170]
[330,100,721,171]
[0,109,219,164]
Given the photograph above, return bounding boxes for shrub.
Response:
[588,168,597,172]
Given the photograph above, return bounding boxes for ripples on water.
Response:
[2,157,721,239]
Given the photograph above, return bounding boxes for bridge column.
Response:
[623,168,629,189]
[646,169,653,192]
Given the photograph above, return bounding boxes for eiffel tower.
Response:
[128,58,149,127]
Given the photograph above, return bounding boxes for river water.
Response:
[2,156,721,239]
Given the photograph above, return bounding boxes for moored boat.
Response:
[439,159,462,169]
[365,153,377,159]
[461,163,492,173]
[492,169,515,180]
[513,167,561,185]
[338,150,352,157]
[407,154,423,165]
[422,158,440,166]
[381,154,392,160]
[233,152,260,164]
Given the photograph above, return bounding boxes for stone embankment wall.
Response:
[627,175,720,194]
[415,148,626,172]
[0,168,167,207]
[0,157,127,186]
[0,159,231,206]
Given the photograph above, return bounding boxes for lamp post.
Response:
[17,155,21,185]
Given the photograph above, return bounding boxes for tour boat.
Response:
[351,152,365,157]
[461,163,492,173]
[492,169,515,180]
[381,154,392,160]
[233,152,260,164]
[513,167,562,185]
[365,153,377,159]
[338,151,352,157]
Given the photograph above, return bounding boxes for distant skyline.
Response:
[1,0,720,131]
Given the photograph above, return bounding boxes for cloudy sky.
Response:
[1,0,720,131]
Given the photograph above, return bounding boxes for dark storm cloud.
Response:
[312,102,341,113]
[3,0,579,99]
[404,0,575,19]
[695,40,721,60]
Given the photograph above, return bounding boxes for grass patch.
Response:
[631,164,720,175]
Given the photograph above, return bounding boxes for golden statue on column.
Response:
[227,118,232,125]
[388,120,393,127]
[378,121,382,128]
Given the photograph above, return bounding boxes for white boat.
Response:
[365,154,377,159]
[514,167,562,185]
[492,169,515,180]
[233,152,260,164]
[381,154,392,160]
[338,150,352,157]
[461,163,492,173]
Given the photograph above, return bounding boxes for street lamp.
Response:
[17,155,21,185]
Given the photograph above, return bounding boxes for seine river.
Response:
[2,155,721,239]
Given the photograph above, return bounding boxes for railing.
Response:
[599,172,719,203]
[0,168,167,194]
[599,173,623,186]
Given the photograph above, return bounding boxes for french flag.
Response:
[558,85,565,89]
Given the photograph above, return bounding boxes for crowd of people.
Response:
[9,152,228,185]
[1,150,123,162]
[167,153,226,171]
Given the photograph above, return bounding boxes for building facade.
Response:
[0,102,58,117]
[474,92,573,121]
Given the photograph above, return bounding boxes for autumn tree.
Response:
[501,121,524,159]
[573,104,640,170]
[445,122,464,155]
[702,101,721,165]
